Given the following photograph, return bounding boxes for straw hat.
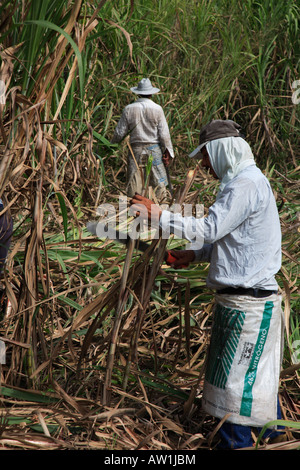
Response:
[130,78,160,95]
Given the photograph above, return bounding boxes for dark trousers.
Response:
[216,398,284,449]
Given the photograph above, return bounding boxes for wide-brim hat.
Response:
[131,78,160,95]
[189,119,242,158]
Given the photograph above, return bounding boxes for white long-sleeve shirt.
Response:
[111,98,174,158]
[159,165,281,291]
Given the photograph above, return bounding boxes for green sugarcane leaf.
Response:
[25,19,85,104]
[56,193,68,242]
[146,154,153,177]
[58,295,83,311]
[255,419,300,449]
[93,130,117,148]
[0,386,58,403]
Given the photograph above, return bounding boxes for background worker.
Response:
[111,78,174,201]
[130,119,285,449]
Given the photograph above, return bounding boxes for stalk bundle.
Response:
[0,0,298,450]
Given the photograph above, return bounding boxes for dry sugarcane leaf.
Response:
[52,380,87,416]
[282,279,291,339]
[0,43,23,96]
[152,409,184,435]
[105,20,134,65]
[48,19,98,135]
[34,1,82,104]
[0,335,30,349]
[0,435,64,450]
[89,407,136,421]
[184,280,191,365]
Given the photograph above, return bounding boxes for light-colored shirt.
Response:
[111,98,174,158]
[159,165,281,291]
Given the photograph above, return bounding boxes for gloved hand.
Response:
[129,193,162,224]
[165,249,195,269]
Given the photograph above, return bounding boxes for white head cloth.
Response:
[206,136,255,194]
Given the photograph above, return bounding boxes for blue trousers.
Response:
[216,398,284,449]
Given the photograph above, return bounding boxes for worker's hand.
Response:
[166,249,195,268]
[162,149,170,167]
[129,193,162,224]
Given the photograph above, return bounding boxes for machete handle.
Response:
[165,251,188,269]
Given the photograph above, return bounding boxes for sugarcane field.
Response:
[0,0,299,454]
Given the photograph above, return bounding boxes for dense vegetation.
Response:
[0,0,299,450]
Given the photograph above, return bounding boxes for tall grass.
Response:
[90,0,299,166]
[0,0,299,450]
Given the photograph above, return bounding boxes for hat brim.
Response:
[130,87,160,95]
[189,142,207,158]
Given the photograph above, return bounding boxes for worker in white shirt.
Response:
[111,78,174,200]
[130,119,286,449]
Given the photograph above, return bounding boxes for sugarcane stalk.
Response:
[103,236,135,406]
[143,154,153,197]
[103,166,198,405]
[129,167,198,365]
[103,163,155,404]
[122,268,147,392]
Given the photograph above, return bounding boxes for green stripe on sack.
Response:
[240,301,274,417]
[205,305,245,389]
